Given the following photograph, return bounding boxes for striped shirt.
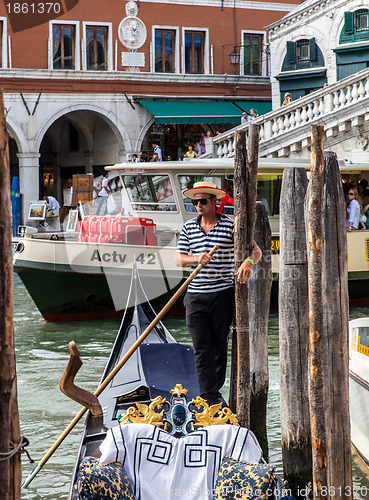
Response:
[176,213,234,293]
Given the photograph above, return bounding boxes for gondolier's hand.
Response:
[235,259,252,284]
[197,252,215,266]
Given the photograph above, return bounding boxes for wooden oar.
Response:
[22,245,218,488]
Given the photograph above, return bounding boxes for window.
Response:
[296,39,310,62]
[184,31,204,73]
[355,9,369,32]
[178,174,234,214]
[342,9,369,42]
[53,24,75,69]
[86,26,108,70]
[155,29,175,73]
[0,22,3,68]
[0,19,8,69]
[285,38,317,67]
[243,34,263,76]
[123,174,177,212]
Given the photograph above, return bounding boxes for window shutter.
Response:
[344,11,354,34]
[286,41,296,64]
[309,38,317,61]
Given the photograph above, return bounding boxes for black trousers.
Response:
[184,288,234,403]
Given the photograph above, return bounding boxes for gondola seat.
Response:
[77,457,134,500]
[98,423,263,500]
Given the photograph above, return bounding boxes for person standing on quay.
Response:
[184,145,198,159]
[152,142,162,162]
[175,181,262,406]
[96,172,111,215]
[346,188,361,231]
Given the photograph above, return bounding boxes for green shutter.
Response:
[345,12,354,34]
[286,41,296,64]
[309,38,317,61]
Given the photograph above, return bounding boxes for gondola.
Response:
[67,265,200,499]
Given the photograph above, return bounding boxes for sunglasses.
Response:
[348,192,354,195]
[192,198,212,206]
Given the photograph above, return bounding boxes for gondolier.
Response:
[175,181,261,406]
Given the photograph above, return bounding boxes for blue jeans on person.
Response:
[96,196,108,215]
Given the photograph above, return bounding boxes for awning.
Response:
[138,100,272,124]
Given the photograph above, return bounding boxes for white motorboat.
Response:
[349,317,369,466]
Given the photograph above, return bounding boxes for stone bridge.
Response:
[212,67,369,162]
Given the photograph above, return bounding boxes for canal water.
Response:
[14,275,369,499]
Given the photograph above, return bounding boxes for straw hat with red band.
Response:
[183,181,227,199]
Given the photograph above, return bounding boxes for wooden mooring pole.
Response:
[0,90,21,500]
[307,128,353,500]
[321,151,352,498]
[308,125,328,499]
[233,125,259,428]
[249,201,272,460]
[279,167,312,497]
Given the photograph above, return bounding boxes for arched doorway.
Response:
[39,109,124,205]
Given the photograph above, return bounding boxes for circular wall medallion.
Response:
[125,1,138,17]
[118,16,147,50]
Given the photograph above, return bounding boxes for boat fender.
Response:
[108,236,126,244]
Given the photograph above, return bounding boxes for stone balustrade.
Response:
[213,67,369,159]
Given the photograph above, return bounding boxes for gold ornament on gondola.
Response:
[118,386,238,430]
[191,396,239,426]
[118,396,167,426]
[170,384,188,397]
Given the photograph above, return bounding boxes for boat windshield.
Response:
[178,173,283,216]
[121,174,177,212]
[352,326,369,350]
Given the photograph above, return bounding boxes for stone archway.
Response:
[39,108,128,206]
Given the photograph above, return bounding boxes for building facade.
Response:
[268,0,369,107]
[0,0,302,222]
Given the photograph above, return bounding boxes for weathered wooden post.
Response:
[0,90,21,500]
[233,130,249,426]
[321,151,352,498]
[249,201,272,460]
[307,125,328,499]
[279,167,312,497]
[233,124,259,428]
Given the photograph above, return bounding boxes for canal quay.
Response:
[14,274,369,500]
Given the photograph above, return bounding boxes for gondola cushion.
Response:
[213,456,275,499]
[100,423,263,500]
[77,457,134,500]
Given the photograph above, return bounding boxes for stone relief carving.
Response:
[119,1,147,50]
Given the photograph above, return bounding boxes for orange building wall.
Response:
[1,0,301,71]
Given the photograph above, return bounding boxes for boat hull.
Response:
[14,232,369,321]
[16,266,186,322]
[14,238,188,321]
[349,372,369,466]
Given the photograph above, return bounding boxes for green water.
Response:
[13,275,369,499]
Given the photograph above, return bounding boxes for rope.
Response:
[232,327,249,333]
[0,436,34,463]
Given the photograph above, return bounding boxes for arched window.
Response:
[341,9,369,42]
[355,9,369,32]
[296,39,310,62]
